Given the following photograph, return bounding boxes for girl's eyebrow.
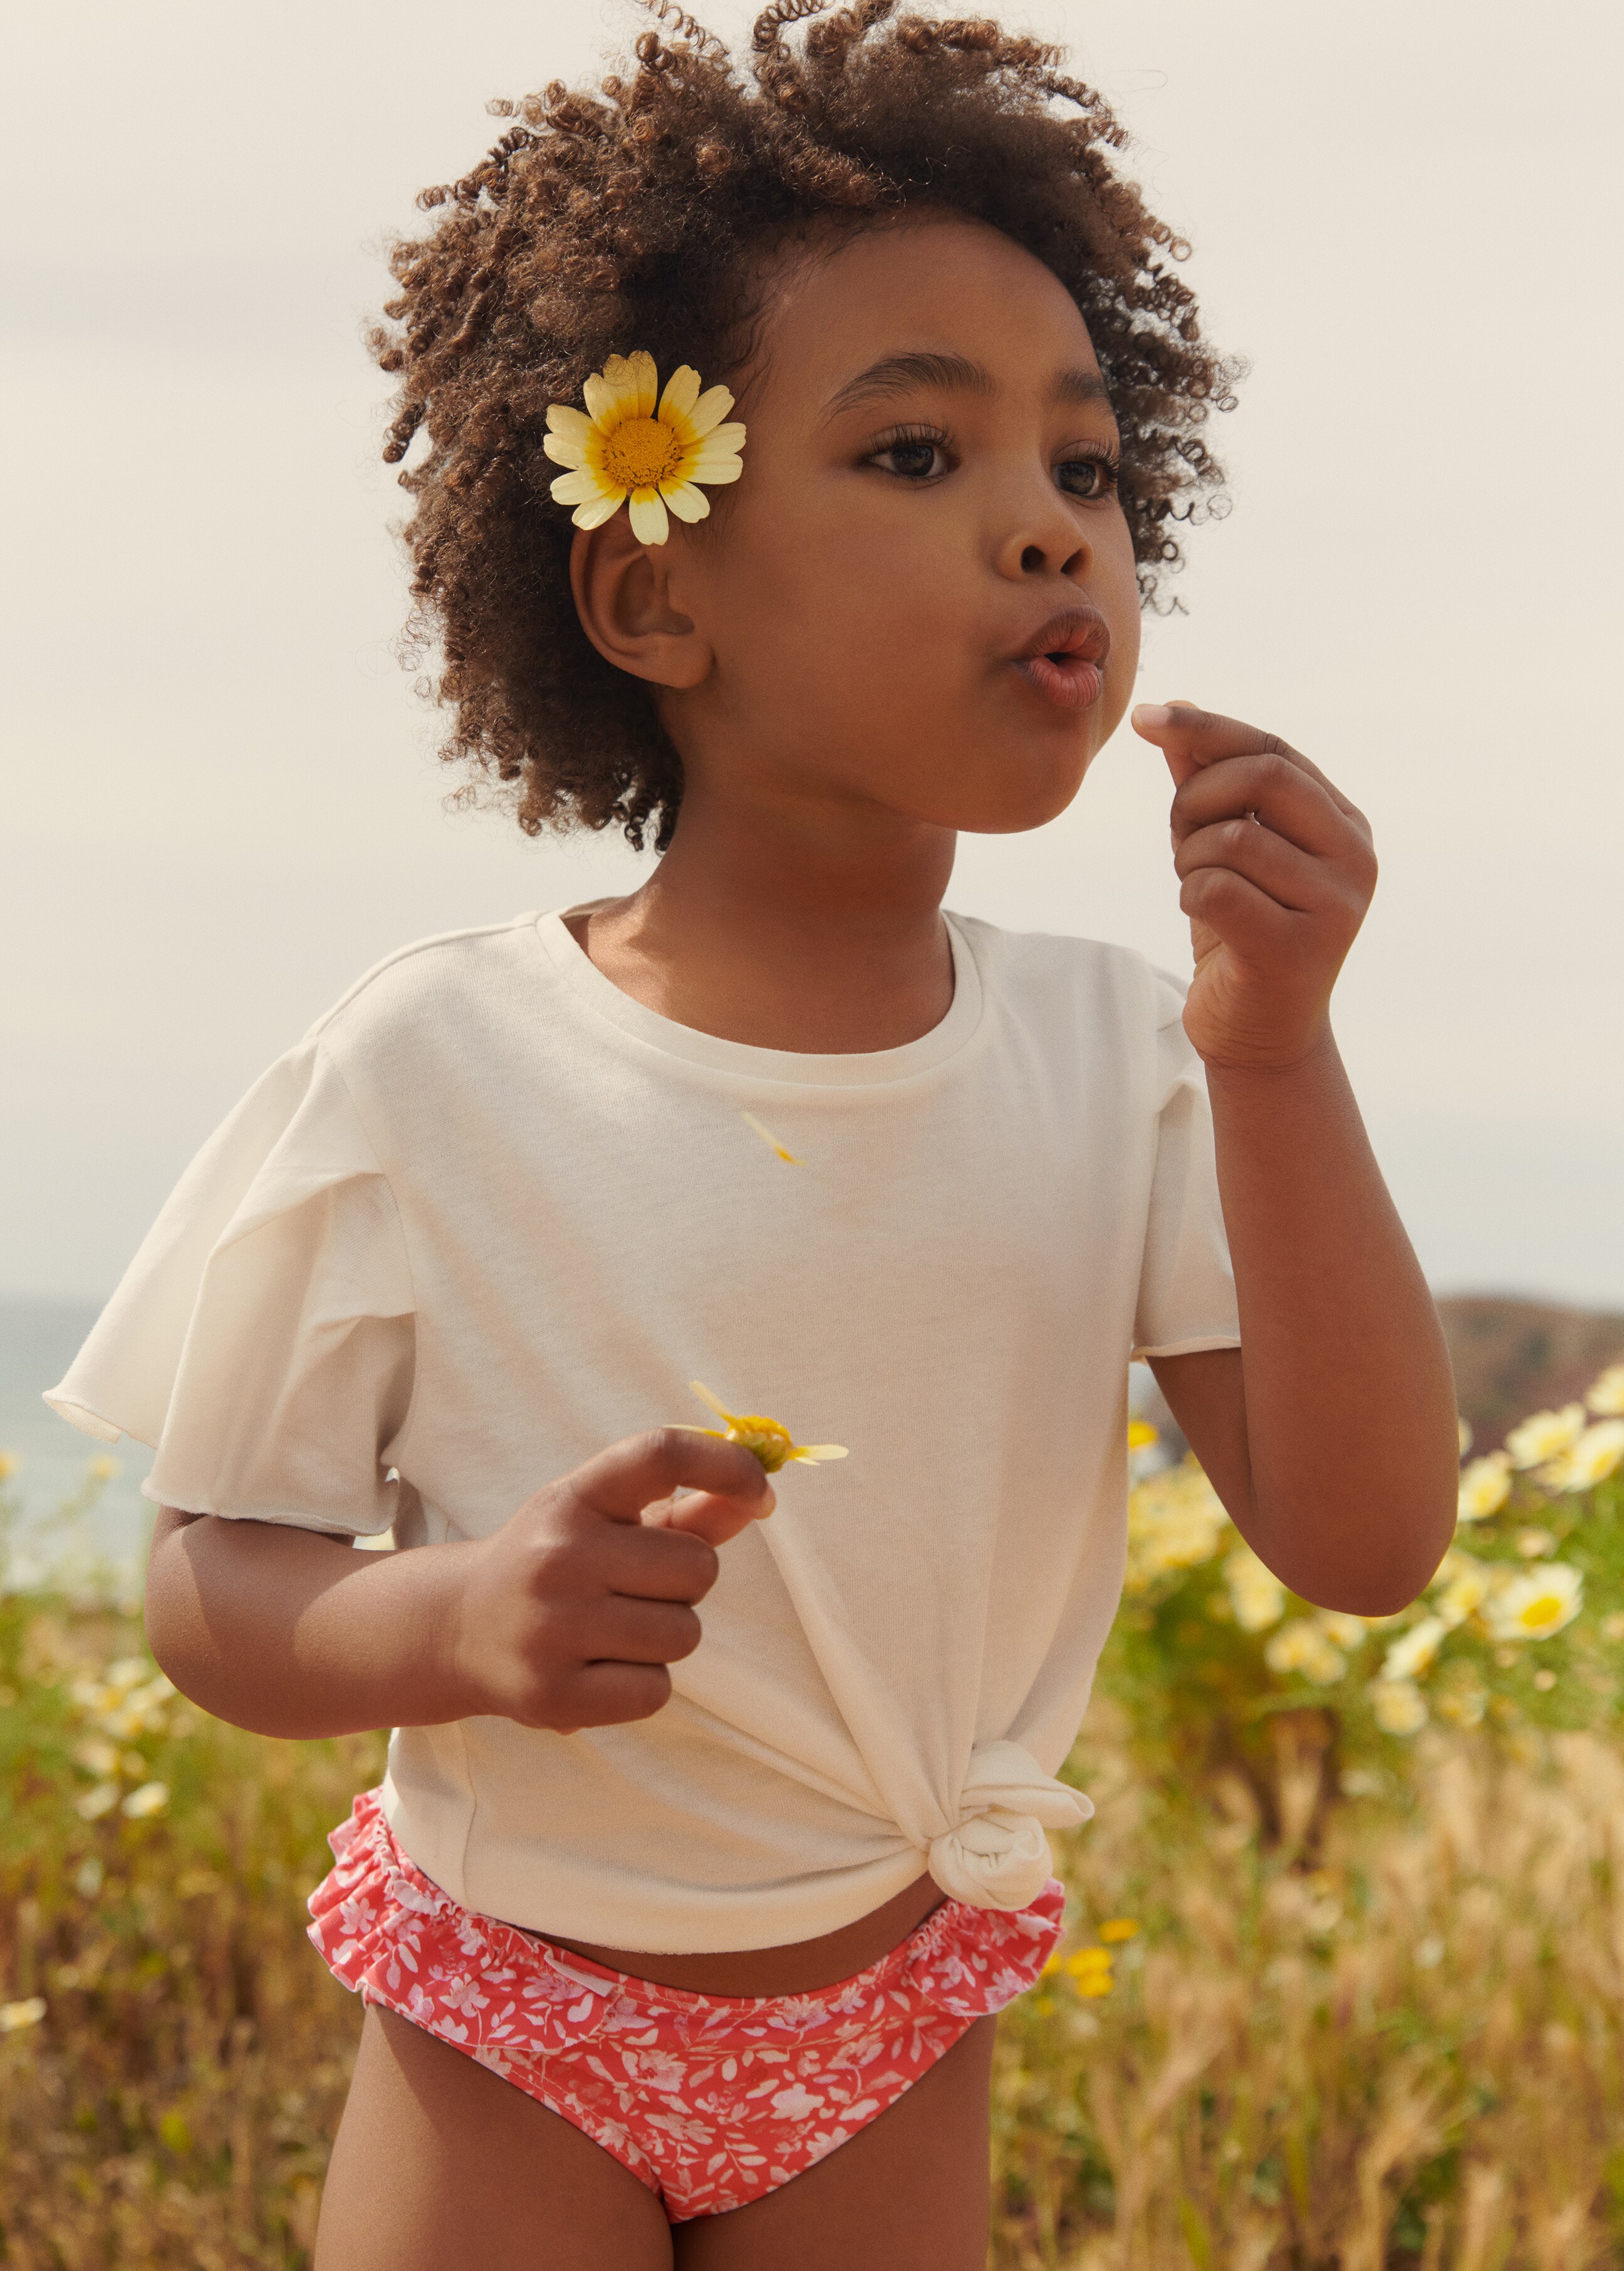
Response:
[821,351,1112,422]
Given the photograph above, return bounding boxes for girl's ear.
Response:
[569,516,713,690]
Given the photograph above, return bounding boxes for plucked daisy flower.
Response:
[682,1383,846,1476]
[544,352,746,545]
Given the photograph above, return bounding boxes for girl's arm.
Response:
[1132,701,1459,1615]
[143,1431,772,1740]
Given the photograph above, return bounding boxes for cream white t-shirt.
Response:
[48,908,1239,1951]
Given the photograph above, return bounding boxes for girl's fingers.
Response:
[569,1427,775,1525]
[1133,700,1365,822]
[1173,817,1325,913]
[1179,866,1296,960]
[1172,755,1361,863]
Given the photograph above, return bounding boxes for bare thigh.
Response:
[674,2016,996,2271]
[314,2005,672,2271]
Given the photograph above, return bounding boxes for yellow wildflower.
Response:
[1584,1362,1624,1416]
[683,1383,846,1475]
[1504,1405,1585,1470]
[1380,1616,1447,1682]
[1457,1452,1511,1523]
[1224,1544,1286,1633]
[741,1112,804,1166]
[545,352,746,545]
[86,1454,120,1483]
[0,1452,16,1482]
[1372,1679,1428,1736]
[1486,1562,1582,1643]
[120,1781,169,1820]
[1537,1420,1624,1495]
[1264,1619,1347,1685]
[1128,1418,1158,1452]
[1062,1946,1114,1995]
[1098,1918,1139,1944]
[0,1998,46,2035]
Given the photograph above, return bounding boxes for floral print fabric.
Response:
[308,1787,1063,2222]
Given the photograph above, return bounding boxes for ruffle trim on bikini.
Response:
[308,1786,1064,2058]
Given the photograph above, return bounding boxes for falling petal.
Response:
[741,1111,803,1165]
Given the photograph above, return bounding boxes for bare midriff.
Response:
[544,1871,946,1997]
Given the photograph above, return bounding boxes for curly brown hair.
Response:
[372,1,1239,850]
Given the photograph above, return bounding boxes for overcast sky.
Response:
[3,0,1620,1311]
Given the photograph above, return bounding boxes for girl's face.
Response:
[581,214,1143,839]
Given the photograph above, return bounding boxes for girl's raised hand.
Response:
[1131,702,1378,1071]
[449,1430,774,1735]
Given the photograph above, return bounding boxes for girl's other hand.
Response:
[450,1430,774,1735]
[1131,701,1378,1071]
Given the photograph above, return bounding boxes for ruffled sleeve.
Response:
[1132,969,1242,1361]
[44,1041,415,1539]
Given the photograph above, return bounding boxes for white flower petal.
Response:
[571,491,625,530]
[628,488,670,544]
[687,383,736,437]
[660,364,702,424]
[543,430,588,470]
[626,350,658,417]
[689,455,744,489]
[546,403,595,444]
[662,481,712,524]
[549,469,605,505]
[582,371,621,426]
[695,420,747,457]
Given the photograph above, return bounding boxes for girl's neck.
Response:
[569,777,957,1054]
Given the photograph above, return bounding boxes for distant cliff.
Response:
[1437,1296,1624,1450]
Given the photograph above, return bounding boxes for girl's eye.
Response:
[867,431,950,482]
[1056,454,1120,502]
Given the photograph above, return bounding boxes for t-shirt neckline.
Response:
[533,907,982,1089]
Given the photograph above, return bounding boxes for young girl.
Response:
[48,8,1458,2265]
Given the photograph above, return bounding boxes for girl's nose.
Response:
[994,483,1090,583]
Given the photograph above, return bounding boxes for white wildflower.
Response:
[1485,1562,1583,1643]
[1504,1406,1585,1471]
[1381,1616,1448,1682]
[1457,1452,1512,1523]
[1264,1619,1346,1685]
[1224,1545,1286,1633]
[1372,1680,1429,1735]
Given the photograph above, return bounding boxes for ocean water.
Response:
[0,1299,154,1591]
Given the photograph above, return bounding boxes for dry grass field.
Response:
[1,1369,1621,2268]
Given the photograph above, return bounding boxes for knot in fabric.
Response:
[925,1741,1093,1910]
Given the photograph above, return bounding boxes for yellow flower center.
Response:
[598,415,684,494]
[727,1418,796,1474]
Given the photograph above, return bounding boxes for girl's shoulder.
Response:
[303,911,546,1052]
[948,912,1189,1035]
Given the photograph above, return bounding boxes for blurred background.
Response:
[3,0,1620,1571]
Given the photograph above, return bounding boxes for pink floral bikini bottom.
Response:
[308,1787,1063,2223]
